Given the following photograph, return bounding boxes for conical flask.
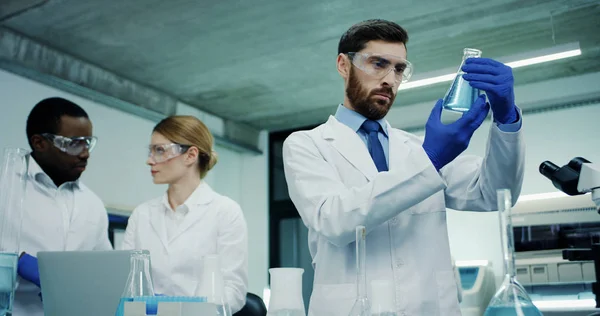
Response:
[122,250,155,298]
[348,226,370,316]
[0,148,29,316]
[483,189,543,316]
[267,268,305,316]
[370,280,396,316]
[442,48,482,113]
[196,254,232,316]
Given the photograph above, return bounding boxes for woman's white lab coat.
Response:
[121,182,248,313]
[282,115,525,316]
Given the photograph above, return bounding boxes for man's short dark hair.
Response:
[338,19,409,55]
[26,97,89,147]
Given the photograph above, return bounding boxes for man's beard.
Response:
[346,68,396,120]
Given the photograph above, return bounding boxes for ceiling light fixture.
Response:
[399,42,582,91]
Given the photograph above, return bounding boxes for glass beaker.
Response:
[348,226,370,316]
[122,250,155,298]
[0,148,29,316]
[267,268,305,316]
[196,254,232,316]
[442,48,482,113]
[370,280,396,316]
[483,189,543,316]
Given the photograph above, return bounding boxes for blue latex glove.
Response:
[17,252,41,288]
[423,95,490,171]
[462,57,518,124]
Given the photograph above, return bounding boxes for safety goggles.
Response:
[42,133,97,156]
[148,143,191,164]
[347,52,414,83]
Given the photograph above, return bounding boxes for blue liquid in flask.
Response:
[483,189,544,316]
[484,303,543,316]
[0,253,18,316]
[442,74,480,112]
[442,48,482,113]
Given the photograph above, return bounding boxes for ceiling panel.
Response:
[2,0,599,131]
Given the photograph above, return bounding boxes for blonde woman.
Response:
[121,115,248,312]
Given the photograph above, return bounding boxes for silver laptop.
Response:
[38,250,141,316]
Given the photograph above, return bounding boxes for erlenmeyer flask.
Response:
[0,148,29,316]
[483,189,543,316]
[442,48,482,113]
[196,254,232,316]
[122,250,155,298]
[370,280,396,316]
[348,226,370,316]
[117,250,156,316]
[267,268,305,316]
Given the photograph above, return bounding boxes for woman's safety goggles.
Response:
[147,143,191,164]
[347,52,413,83]
[42,133,97,156]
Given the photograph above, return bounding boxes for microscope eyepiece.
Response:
[568,157,592,172]
[540,161,560,179]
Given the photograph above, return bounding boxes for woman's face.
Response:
[146,132,194,184]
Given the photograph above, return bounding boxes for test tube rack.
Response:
[123,301,217,316]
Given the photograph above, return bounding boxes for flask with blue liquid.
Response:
[116,250,157,316]
[442,48,482,113]
[0,148,29,316]
[483,189,543,316]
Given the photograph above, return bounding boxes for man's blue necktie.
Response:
[361,120,388,172]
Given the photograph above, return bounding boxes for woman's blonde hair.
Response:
[153,115,218,178]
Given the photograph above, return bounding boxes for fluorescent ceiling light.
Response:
[399,42,581,91]
[533,298,596,309]
[516,191,568,202]
[506,48,581,68]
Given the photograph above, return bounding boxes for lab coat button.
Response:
[395,259,404,267]
[390,217,398,224]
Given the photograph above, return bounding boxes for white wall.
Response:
[404,86,600,283]
[0,69,269,297]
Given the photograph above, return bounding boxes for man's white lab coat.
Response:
[282,115,524,316]
[13,157,112,316]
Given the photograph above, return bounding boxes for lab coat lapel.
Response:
[323,116,378,181]
[150,206,169,251]
[387,123,411,172]
[168,182,215,244]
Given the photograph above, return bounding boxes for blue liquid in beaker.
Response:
[484,303,543,316]
[442,74,480,113]
[0,253,18,316]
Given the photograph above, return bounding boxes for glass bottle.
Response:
[442,48,482,113]
[348,226,370,316]
[117,250,155,316]
[122,250,155,298]
[0,148,29,316]
[483,189,543,316]
[196,254,232,316]
[267,268,305,316]
[370,280,396,316]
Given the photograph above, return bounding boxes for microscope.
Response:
[540,157,600,309]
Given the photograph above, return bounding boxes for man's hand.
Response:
[423,95,490,170]
[17,252,41,288]
[462,57,518,124]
